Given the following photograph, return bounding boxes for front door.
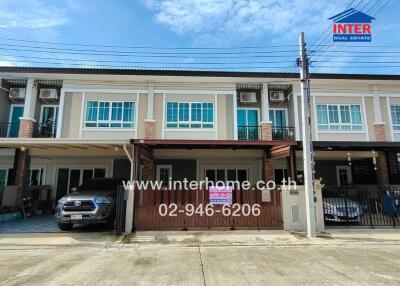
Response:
[237,109,259,140]
[9,105,24,137]
[40,106,59,137]
[336,166,352,186]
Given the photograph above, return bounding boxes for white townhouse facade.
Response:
[0,67,399,230]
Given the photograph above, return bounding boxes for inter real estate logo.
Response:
[329,8,376,42]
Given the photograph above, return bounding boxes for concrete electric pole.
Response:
[298,32,316,238]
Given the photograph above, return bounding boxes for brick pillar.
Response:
[142,160,154,181]
[144,119,155,139]
[260,122,272,141]
[374,123,386,141]
[14,148,31,204]
[18,118,35,138]
[263,151,274,182]
[376,151,390,186]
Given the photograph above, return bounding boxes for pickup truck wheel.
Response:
[58,222,73,231]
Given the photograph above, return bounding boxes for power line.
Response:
[0,36,298,50]
[0,43,298,55]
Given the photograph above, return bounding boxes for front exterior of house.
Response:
[0,67,399,231]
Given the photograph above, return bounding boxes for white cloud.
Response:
[143,0,344,42]
[0,0,70,29]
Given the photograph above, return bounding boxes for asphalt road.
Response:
[1,243,400,286]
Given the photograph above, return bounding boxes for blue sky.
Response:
[0,0,399,74]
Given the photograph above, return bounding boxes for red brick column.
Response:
[144,119,156,139]
[14,148,31,204]
[18,118,35,138]
[376,151,390,186]
[374,123,386,141]
[260,122,272,141]
[142,160,154,181]
[263,151,274,182]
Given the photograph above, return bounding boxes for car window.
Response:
[78,179,123,192]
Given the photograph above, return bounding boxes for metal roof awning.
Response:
[0,138,130,151]
[131,139,297,149]
[310,141,400,151]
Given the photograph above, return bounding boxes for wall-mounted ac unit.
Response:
[39,89,58,101]
[8,88,26,100]
[269,91,285,102]
[239,92,257,103]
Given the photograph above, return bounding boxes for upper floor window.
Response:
[85,101,135,128]
[166,102,214,128]
[391,105,400,131]
[316,104,362,131]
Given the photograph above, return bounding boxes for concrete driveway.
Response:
[0,215,110,233]
[1,230,400,285]
[1,242,400,285]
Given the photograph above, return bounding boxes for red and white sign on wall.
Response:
[209,186,233,205]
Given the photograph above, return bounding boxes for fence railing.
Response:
[0,123,20,138]
[272,126,295,140]
[237,125,261,140]
[33,122,57,138]
[322,186,400,228]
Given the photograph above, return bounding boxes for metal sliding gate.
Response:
[322,186,400,228]
[134,188,282,230]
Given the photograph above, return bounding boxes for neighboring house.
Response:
[0,67,399,229]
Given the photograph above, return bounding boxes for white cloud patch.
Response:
[143,0,344,42]
[0,0,70,29]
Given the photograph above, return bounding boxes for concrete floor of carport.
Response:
[0,214,110,234]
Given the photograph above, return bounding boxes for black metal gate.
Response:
[322,186,400,228]
[114,186,127,235]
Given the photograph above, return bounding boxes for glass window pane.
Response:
[340,105,351,124]
[205,169,216,183]
[179,103,189,121]
[167,102,178,123]
[391,106,400,130]
[86,101,98,121]
[111,102,123,121]
[191,103,202,121]
[350,105,362,126]
[237,110,246,126]
[328,105,339,123]
[123,102,134,123]
[98,102,110,121]
[202,103,213,124]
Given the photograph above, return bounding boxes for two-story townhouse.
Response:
[0,67,399,230]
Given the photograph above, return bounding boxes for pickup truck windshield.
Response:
[78,179,122,192]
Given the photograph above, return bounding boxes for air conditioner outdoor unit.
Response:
[239,92,257,103]
[39,89,58,100]
[8,88,26,100]
[269,91,285,102]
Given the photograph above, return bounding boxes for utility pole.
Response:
[298,32,316,238]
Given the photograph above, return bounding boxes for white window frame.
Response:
[316,104,364,132]
[202,165,251,183]
[83,100,135,129]
[0,166,10,186]
[54,165,109,195]
[165,101,215,129]
[390,105,400,133]
[269,108,289,127]
[39,104,59,137]
[29,165,47,186]
[336,166,353,186]
[156,165,172,182]
[8,104,24,137]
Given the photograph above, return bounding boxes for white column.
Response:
[293,93,300,140]
[232,92,238,140]
[147,82,154,120]
[125,144,135,234]
[21,79,37,121]
[56,88,65,138]
[260,83,270,123]
[372,85,384,123]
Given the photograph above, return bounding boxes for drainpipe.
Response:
[123,144,134,234]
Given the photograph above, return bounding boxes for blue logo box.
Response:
[333,34,371,42]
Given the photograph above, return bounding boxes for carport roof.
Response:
[0,138,130,151]
[131,139,297,149]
